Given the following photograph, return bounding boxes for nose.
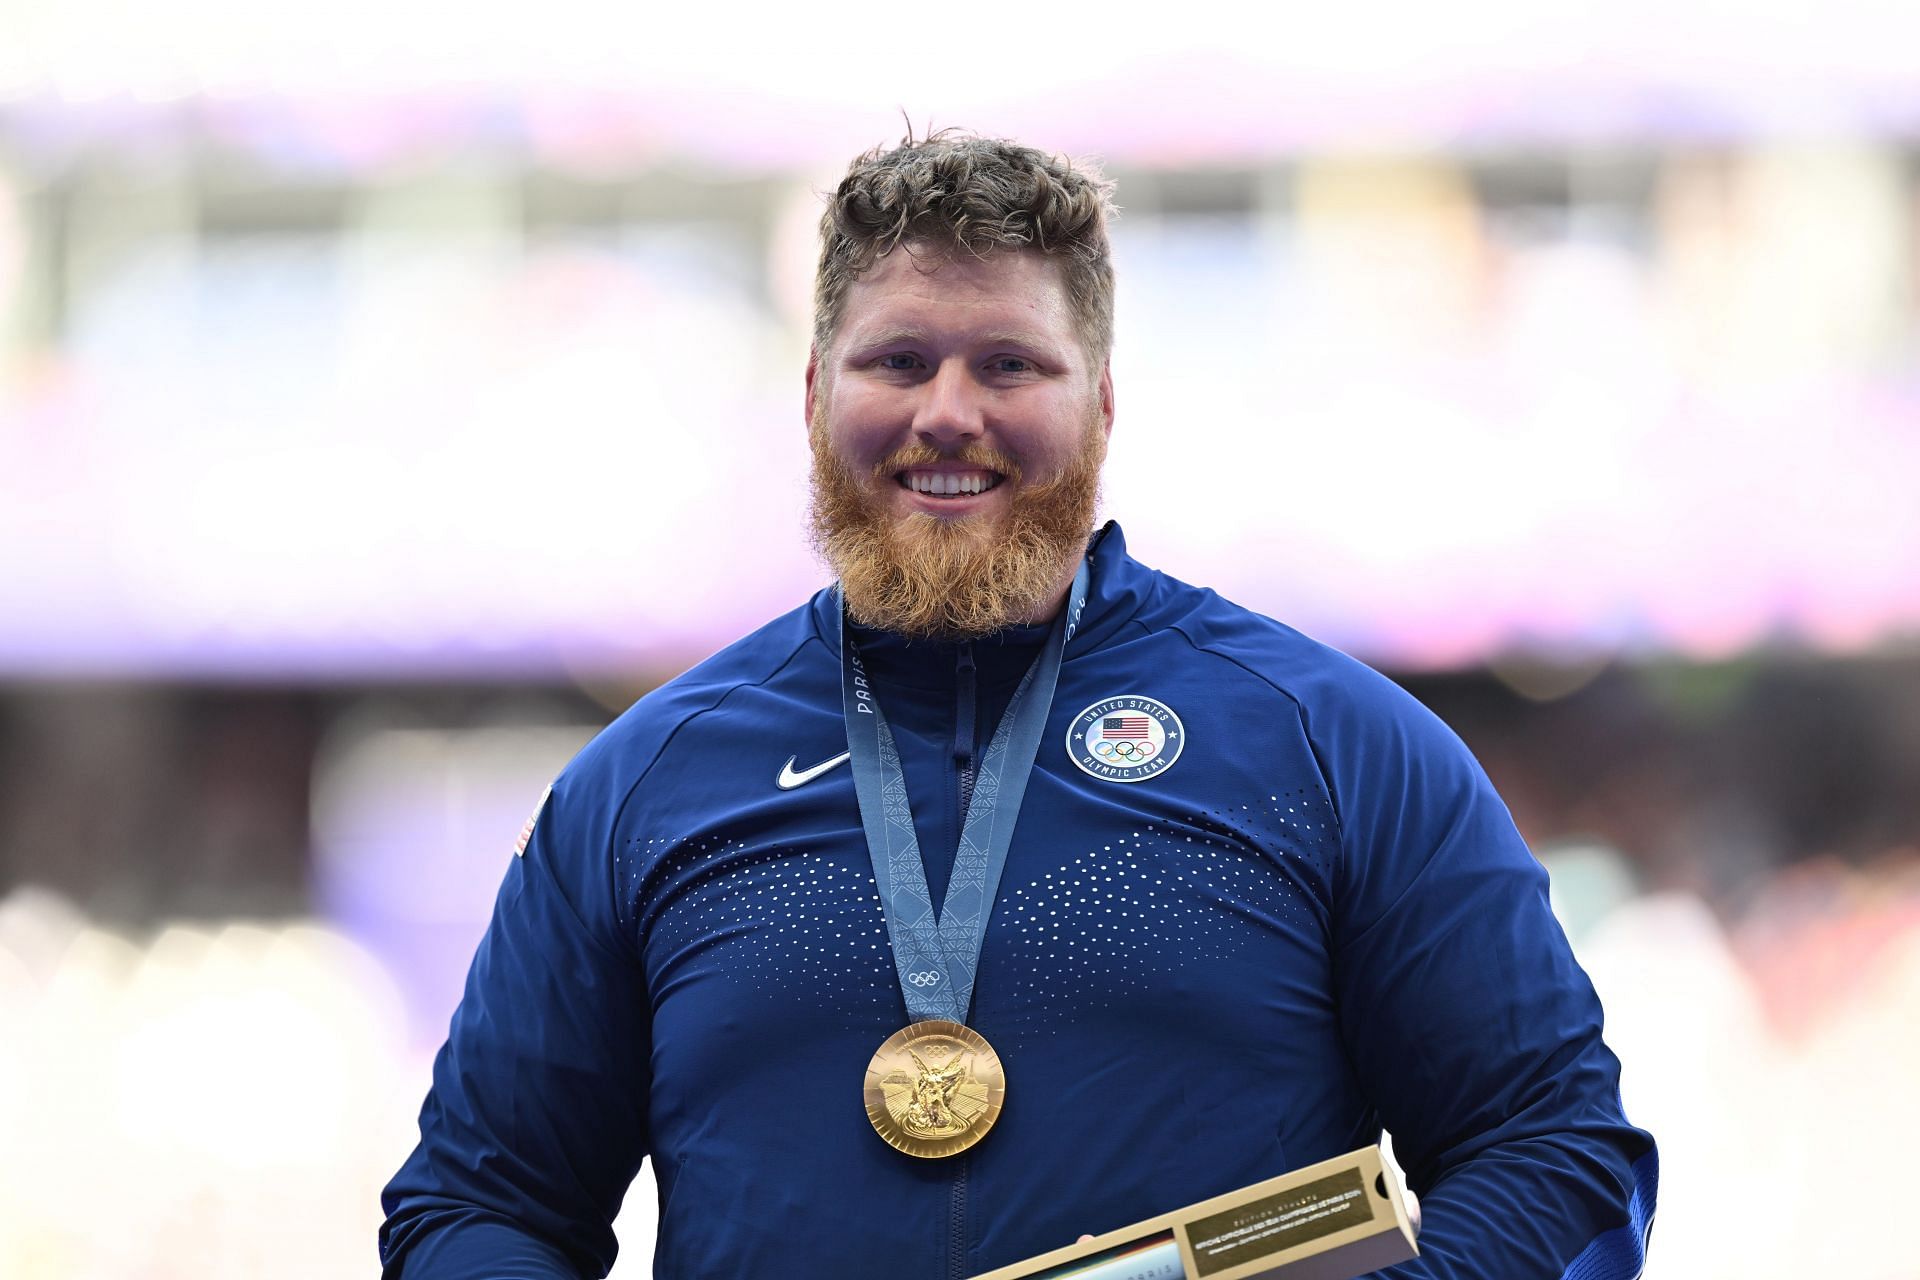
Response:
[910,358,985,447]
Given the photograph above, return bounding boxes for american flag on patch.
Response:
[513,783,553,858]
[1101,716,1152,739]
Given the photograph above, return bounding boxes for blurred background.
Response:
[3,4,1919,1276]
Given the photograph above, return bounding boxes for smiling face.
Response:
[806,246,1115,639]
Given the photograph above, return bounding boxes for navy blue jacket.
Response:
[381,523,1657,1279]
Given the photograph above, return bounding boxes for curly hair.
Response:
[812,129,1117,366]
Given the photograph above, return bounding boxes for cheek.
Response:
[824,423,908,486]
[1017,402,1099,468]
[822,386,896,447]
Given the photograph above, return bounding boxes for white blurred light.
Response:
[1,0,1919,132]
[0,892,418,1279]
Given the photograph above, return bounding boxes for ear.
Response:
[805,345,822,431]
[1097,362,1115,440]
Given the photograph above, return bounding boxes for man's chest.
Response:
[625,660,1347,1107]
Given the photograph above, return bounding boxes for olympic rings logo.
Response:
[1092,739,1158,761]
[1067,697,1185,784]
[906,970,943,987]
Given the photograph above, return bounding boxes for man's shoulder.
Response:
[1128,558,1420,733]
[1129,555,1482,823]
[557,594,832,798]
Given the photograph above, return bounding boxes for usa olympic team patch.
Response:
[1066,696,1184,783]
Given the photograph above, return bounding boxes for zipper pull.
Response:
[954,643,977,766]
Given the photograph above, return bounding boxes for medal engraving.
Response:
[865,1020,1005,1158]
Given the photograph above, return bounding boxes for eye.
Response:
[878,353,922,372]
[991,356,1034,374]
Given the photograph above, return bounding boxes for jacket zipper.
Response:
[949,643,976,1280]
[954,642,978,817]
[948,1154,970,1280]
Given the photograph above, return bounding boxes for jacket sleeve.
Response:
[379,776,651,1279]
[1317,677,1658,1280]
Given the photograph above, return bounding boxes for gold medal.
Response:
[864,1019,1005,1158]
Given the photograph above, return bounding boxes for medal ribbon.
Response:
[840,559,1089,1025]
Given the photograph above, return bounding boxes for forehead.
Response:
[836,247,1075,343]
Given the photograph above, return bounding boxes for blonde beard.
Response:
[807,411,1106,641]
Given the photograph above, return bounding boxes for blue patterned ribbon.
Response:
[840,559,1089,1025]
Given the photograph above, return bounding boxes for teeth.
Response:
[906,471,998,496]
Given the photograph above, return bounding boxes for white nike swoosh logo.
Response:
[776,750,852,790]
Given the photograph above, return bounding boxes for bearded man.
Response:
[380,133,1658,1280]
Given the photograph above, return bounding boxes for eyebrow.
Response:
[843,327,1061,355]
[842,327,929,351]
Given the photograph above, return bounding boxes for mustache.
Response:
[870,442,1024,484]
